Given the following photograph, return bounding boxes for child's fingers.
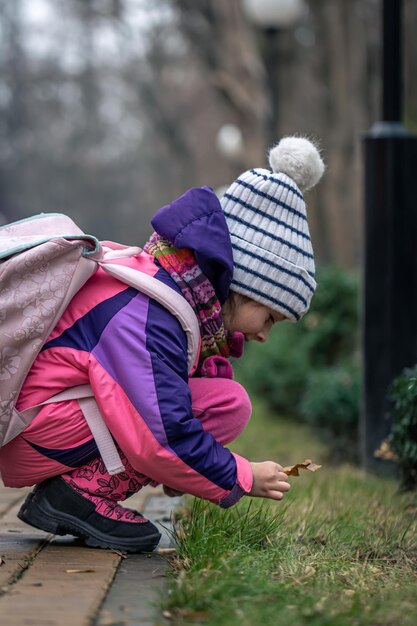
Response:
[277,471,290,483]
[277,480,291,492]
[262,481,291,500]
[249,461,291,499]
[267,477,291,498]
[267,490,286,501]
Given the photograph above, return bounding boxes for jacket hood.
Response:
[151,187,233,304]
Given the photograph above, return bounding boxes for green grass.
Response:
[162,398,417,625]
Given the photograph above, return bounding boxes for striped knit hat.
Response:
[220,136,325,322]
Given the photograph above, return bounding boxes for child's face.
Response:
[223,299,287,343]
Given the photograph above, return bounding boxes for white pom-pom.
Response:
[268,137,325,192]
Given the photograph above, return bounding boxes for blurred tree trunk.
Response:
[276,0,380,267]
[322,0,379,267]
[169,0,268,168]
[0,0,27,220]
[1,0,414,261]
[310,0,379,267]
[166,0,381,267]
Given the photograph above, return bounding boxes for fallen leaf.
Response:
[0,557,4,566]
[111,550,127,558]
[303,565,316,577]
[65,568,95,574]
[156,547,177,555]
[283,459,322,476]
[343,589,355,596]
[286,565,317,587]
[179,609,209,621]
[162,610,173,620]
[374,440,398,462]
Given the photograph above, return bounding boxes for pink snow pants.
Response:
[0,378,252,491]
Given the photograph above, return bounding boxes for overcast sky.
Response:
[20,0,169,69]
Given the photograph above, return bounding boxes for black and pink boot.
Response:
[18,454,161,553]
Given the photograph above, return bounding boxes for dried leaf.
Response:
[65,568,95,574]
[287,565,317,586]
[0,557,4,566]
[303,565,316,577]
[179,609,209,621]
[374,440,398,462]
[162,610,173,620]
[343,589,355,597]
[156,547,177,555]
[307,462,321,472]
[111,550,127,558]
[283,459,322,476]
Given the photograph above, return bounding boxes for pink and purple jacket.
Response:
[2,187,253,506]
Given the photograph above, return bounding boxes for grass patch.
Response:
[163,399,417,625]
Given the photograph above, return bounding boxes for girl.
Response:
[0,136,324,553]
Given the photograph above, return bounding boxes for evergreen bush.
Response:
[234,265,360,459]
[300,365,360,461]
[389,365,417,490]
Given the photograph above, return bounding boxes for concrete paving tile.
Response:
[95,554,168,626]
[0,538,121,626]
[0,501,52,591]
[95,491,181,626]
[0,483,181,625]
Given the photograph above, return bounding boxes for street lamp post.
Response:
[242,0,305,146]
[361,0,417,470]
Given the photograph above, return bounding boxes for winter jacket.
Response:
[2,187,253,506]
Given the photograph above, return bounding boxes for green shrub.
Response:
[235,321,310,415]
[301,265,359,367]
[389,365,417,490]
[300,365,360,461]
[234,265,360,458]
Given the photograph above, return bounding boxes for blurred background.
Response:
[1,0,416,264]
[1,0,416,470]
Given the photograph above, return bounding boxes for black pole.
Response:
[361,0,417,471]
[382,0,402,121]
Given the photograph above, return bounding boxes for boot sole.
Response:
[17,491,161,553]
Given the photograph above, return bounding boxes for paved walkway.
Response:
[0,483,181,626]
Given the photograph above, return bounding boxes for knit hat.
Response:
[220,136,325,322]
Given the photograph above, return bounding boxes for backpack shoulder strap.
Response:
[21,385,125,475]
[99,259,200,374]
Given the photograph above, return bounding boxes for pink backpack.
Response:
[0,213,199,475]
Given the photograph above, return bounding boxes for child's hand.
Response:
[249,462,291,501]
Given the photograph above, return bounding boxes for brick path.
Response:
[0,483,180,626]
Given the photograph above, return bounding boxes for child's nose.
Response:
[256,329,269,343]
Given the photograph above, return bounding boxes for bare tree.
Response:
[164,0,382,266]
[0,0,28,219]
[1,0,415,265]
[167,0,268,166]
